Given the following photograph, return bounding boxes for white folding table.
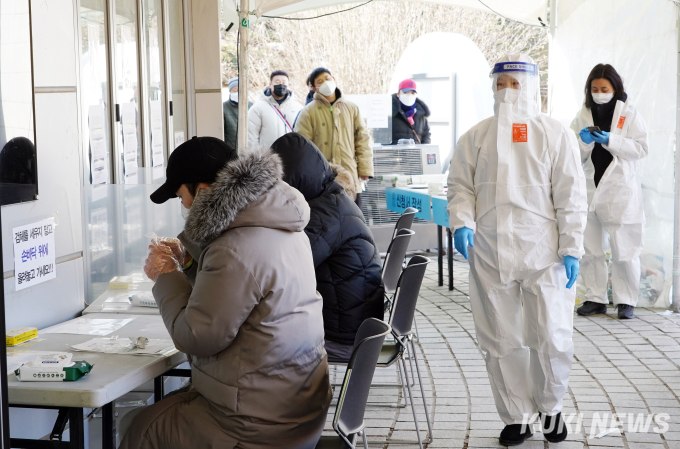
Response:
[7,314,187,449]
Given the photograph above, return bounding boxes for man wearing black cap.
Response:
[122,137,331,448]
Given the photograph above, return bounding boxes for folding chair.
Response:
[391,207,418,240]
[375,255,433,447]
[315,318,391,449]
[382,229,415,299]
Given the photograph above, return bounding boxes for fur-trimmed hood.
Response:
[184,151,309,246]
[329,163,357,200]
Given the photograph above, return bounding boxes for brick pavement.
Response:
[323,256,680,448]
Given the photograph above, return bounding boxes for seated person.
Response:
[271,133,384,361]
[121,137,331,449]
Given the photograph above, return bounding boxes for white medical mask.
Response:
[399,93,417,107]
[592,92,614,104]
[495,87,519,104]
[180,188,203,220]
[230,92,238,103]
[180,200,190,220]
[318,80,337,97]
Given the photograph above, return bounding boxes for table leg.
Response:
[447,228,454,291]
[68,408,85,449]
[437,225,443,287]
[154,375,164,403]
[102,402,116,449]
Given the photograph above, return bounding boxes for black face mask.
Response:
[273,84,288,97]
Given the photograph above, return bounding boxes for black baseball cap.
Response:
[150,136,237,204]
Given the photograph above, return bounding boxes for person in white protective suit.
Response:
[571,64,648,320]
[447,53,587,446]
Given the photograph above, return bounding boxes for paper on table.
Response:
[42,317,137,336]
[70,337,175,356]
[7,352,38,374]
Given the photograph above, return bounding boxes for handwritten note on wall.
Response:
[13,218,56,291]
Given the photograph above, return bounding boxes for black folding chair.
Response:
[315,319,391,449]
[382,229,415,298]
[391,207,417,240]
[376,255,433,447]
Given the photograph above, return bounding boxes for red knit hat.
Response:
[398,79,417,93]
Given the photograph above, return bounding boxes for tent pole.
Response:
[673,5,680,311]
[237,0,249,154]
[547,0,557,115]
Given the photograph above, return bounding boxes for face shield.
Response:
[490,61,540,118]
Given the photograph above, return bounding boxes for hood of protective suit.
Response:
[491,53,541,118]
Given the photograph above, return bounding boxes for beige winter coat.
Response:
[121,152,331,449]
[294,89,373,191]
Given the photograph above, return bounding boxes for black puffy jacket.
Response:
[391,94,431,144]
[271,133,384,345]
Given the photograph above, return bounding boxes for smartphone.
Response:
[587,126,602,133]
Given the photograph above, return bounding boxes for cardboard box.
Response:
[6,327,38,346]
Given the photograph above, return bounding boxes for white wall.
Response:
[1,0,84,330]
[1,0,85,440]
[550,0,678,307]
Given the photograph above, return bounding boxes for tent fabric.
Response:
[223,0,679,308]
[549,0,677,308]
[223,0,548,26]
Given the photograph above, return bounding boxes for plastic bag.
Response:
[143,234,184,281]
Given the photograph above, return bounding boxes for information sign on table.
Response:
[431,196,450,228]
[13,218,56,291]
[385,188,432,221]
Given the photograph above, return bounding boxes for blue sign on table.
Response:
[431,196,450,228]
[385,187,432,221]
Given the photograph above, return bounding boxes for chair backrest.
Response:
[382,229,415,294]
[392,207,417,240]
[334,318,391,441]
[389,255,430,337]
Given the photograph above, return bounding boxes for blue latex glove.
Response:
[579,127,594,145]
[564,256,579,289]
[454,227,474,260]
[591,130,610,145]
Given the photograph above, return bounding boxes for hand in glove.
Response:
[453,227,474,260]
[156,237,191,268]
[579,127,594,145]
[144,243,181,282]
[591,130,610,145]
[564,255,579,289]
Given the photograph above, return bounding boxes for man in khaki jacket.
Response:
[294,67,373,207]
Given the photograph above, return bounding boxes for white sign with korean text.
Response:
[13,218,56,291]
[345,94,391,129]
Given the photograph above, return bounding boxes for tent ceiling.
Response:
[223,0,549,27]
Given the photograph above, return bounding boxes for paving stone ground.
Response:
[323,255,680,448]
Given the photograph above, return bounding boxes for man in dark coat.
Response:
[391,79,431,144]
[271,133,384,361]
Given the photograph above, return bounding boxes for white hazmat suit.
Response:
[447,54,588,425]
[571,99,648,307]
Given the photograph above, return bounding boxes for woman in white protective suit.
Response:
[572,64,648,320]
[447,53,588,446]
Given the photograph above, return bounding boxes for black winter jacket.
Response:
[391,94,431,144]
[271,133,384,345]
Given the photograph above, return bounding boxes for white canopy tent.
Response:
[224,0,680,309]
